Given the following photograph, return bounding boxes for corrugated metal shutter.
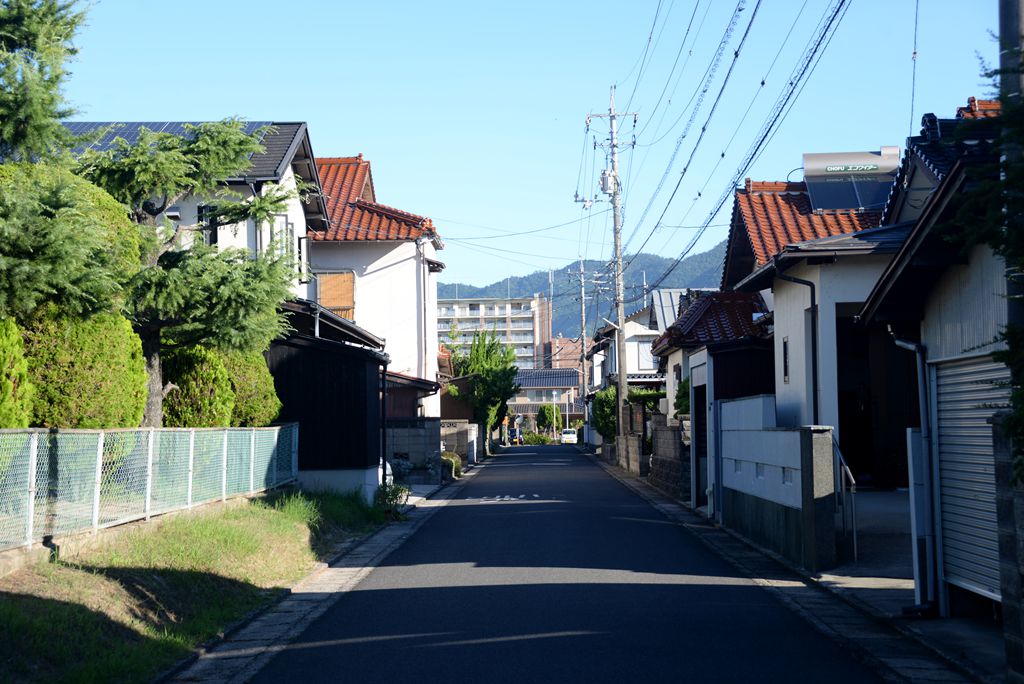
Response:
[934,356,1010,601]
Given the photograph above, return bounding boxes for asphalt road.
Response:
[253,446,883,683]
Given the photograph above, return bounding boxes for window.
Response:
[198,204,218,246]
[782,337,790,384]
[317,271,355,320]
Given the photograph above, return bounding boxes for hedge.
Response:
[0,317,33,429]
[218,350,281,427]
[22,312,146,428]
[163,347,235,428]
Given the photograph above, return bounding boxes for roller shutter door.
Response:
[934,356,1010,601]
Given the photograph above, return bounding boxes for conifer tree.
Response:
[0,0,83,160]
[77,122,297,426]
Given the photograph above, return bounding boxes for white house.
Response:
[309,155,444,417]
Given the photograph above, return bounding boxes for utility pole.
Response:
[591,86,634,439]
[578,259,589,440]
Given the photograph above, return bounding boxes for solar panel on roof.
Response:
[63,121,273,153]
[805,174,894,211]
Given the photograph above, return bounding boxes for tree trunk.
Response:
[141,331,163,428]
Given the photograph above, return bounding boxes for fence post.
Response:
[25,432,38,548]
[145,428,154,520]
[291,424,299,482]
[221,430,228,502]
[269,427,278,488]
[187,429,195,508]
[249,428,256,493]
[92,431,104,532]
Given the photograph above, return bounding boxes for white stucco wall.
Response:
[771,256,891,438]
[308,239,441,416]
[921,243,1007,361]
[173,167,309,295]
[662,348,686,425]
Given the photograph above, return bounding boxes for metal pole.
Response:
[187,429,195,508]
[25,432,37,548]
[610,86,629,440]
[92,431,104,532]
[221,429,229,501]
[249,428,256,493]
[145,428,154,520]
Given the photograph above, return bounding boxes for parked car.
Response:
[560,428,577,444]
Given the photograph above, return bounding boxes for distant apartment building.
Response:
[547,334,589,370]
[437,294,551,369]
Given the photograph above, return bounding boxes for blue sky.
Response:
[65,1,998,286]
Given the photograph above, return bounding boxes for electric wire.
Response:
[908,0,920,136]
[633,0,853,302]
[622,0,763,265]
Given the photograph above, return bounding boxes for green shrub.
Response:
[674,377,691,417]
[218,349,281,427]
[628,387,665,413]
[522,432,552,446]
[441,451,462,479]
[22,312,146,428]
[163,347,235,427]
[593,386,617,440]
[0,317,32,429]
[0,163,143,315]
[374,483,410,520]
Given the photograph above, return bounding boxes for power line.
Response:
[623,0,763,265]
[619,1,748,256]
[437,208,612,240]
[908,0,920,136]
[634,0,853,302]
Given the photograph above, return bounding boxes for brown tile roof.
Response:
[314,156,438,242]
[956,96,1001,119]
[735,179,881,267]
[653,291,768,354]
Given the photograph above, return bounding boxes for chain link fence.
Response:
[0,423,299,552]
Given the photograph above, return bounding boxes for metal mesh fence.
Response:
[0,432,32,549]
[98,430,148,527]
[0,424,298,552]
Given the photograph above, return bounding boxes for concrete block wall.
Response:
[387,418,441,478]
[649,423,690,503]
[616,434,645,475]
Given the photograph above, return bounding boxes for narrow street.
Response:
[252,446,883,683]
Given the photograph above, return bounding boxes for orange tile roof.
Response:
[314,156,438,242]
[956,96,1001,119]
[735,179,881,266]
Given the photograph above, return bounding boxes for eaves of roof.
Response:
[734,222,912,293]
[859,157,988,324]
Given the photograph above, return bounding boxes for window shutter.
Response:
[318,272,355,320]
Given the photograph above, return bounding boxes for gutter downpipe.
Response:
[774,261,819,425]
[891,334,937,608]
[381,362,389,491]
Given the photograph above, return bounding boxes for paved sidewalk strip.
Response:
[170,471,478,683]
[588,455,979,684]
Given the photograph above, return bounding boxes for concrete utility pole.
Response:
[578,259,589,438]
[595,87,631,438]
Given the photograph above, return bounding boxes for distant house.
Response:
[506,368,583,430]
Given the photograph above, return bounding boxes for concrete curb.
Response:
[160,466,484,683]
[587,454,981,684]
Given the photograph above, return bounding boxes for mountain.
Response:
[439,240,726,338]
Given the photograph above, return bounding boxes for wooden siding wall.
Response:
[266,336,381,470]
[922,244,1008,360]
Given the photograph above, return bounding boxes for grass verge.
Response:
[0,489,385,683]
